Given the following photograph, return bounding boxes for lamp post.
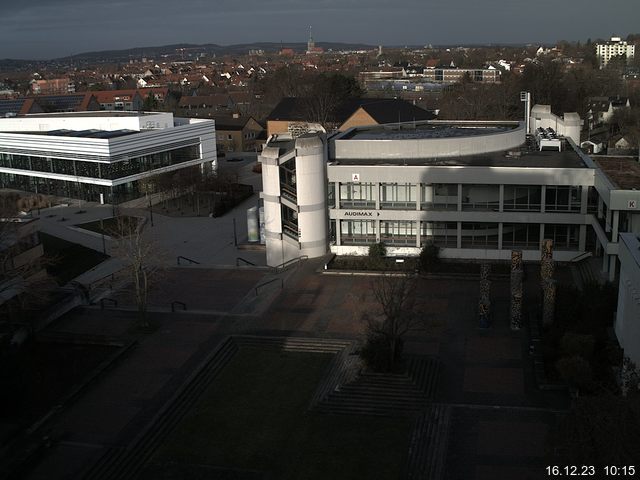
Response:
[148,194,154,227]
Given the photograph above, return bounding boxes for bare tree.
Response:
[109,215,164,328]
[360,274,422,372]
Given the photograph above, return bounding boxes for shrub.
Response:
[561,333,596,359]
[556,355,593,390]
[368,242,386,259]
[360,332,404,373]
[419,242,440,272]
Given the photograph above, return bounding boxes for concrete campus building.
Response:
[0,112,216,204]
[259,105,640,366]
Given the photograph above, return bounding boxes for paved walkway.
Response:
[31,160,267,289]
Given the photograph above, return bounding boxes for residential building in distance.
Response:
[266,98,435,136]
[26,93,101,113]
[421,66,501,84]
[30,78,75,95]
[93,90,144,111]
[0,94,101,116]
[214,114,264,153]
[586,96,631,126]
[0,111,216,204]
[596,36,635,68]
[0,98,44,117]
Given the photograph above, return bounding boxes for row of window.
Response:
[0,145,199,181]
[336,220,580,250]
[331,183,583,212]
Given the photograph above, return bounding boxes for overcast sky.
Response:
[1,0,638,60]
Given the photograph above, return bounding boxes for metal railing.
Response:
[177,256,200,266]
[570,251,593,263]
[236,257,257,267]
[255,277,283,295]
[272,255,308,273]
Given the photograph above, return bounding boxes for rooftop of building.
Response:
[338,121,518,141]
[12,111,161,118]
[595,156,640,190]
[329,146,586,169]
[12,129,138,139]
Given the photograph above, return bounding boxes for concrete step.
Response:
[405,404,451,480]
[84,337,239,480]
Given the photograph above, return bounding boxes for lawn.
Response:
[143,347,412,480]
[75,215,139,237]
[40,232,109,285]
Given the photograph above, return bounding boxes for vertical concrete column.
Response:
[416,183,421,211]
[612,210,620,242]
[609,255,617,282]
[457,221,462,249]
[579,224,587,251]
[375,182,380,210]
[335,219,341,246]
[334,181,340,209]
[539,223,545,250]
[540,185,546,213]
[597,197,604,219]
[260,146,284,267]
[580,186,589,215]
[416,221,421,248]
[294,135,328,260]
[457,184,463,212]
[602,253,609,274]
[499,185,504,213]
[498,223,503,250]
[376,219,381,242]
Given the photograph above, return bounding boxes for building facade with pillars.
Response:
[0,111,216,204]
[259,114,640,284]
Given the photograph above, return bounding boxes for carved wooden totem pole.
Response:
[510,250,524,330]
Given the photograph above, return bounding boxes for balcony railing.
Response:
[340,200,375,209]
[421,236,457,247]
[461,201,500,211]
[341,235,377,245]
[380,236,416,246]
[281,184,297,202]
[380,201,416,210]
[282,221,299,240]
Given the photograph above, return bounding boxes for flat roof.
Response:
[6,129,139,139]
[339,121,519,141]
[331,147,587,169]
[17,111,161,118]
[595,157,640,190]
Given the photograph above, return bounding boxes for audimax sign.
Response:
[344,211,381,217]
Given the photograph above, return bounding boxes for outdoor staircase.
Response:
[313,356,441,417]
[81,336,239,480]
[404,404,451,480]
[81,336,351,480]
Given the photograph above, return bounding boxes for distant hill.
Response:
[56,41,377,62]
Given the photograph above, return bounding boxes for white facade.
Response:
[260,134,328,266]
[260,114,640,287]
[616,233,640,367]
[596,37,635,68]
[529,105,582,146]
[0,112,216,203]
